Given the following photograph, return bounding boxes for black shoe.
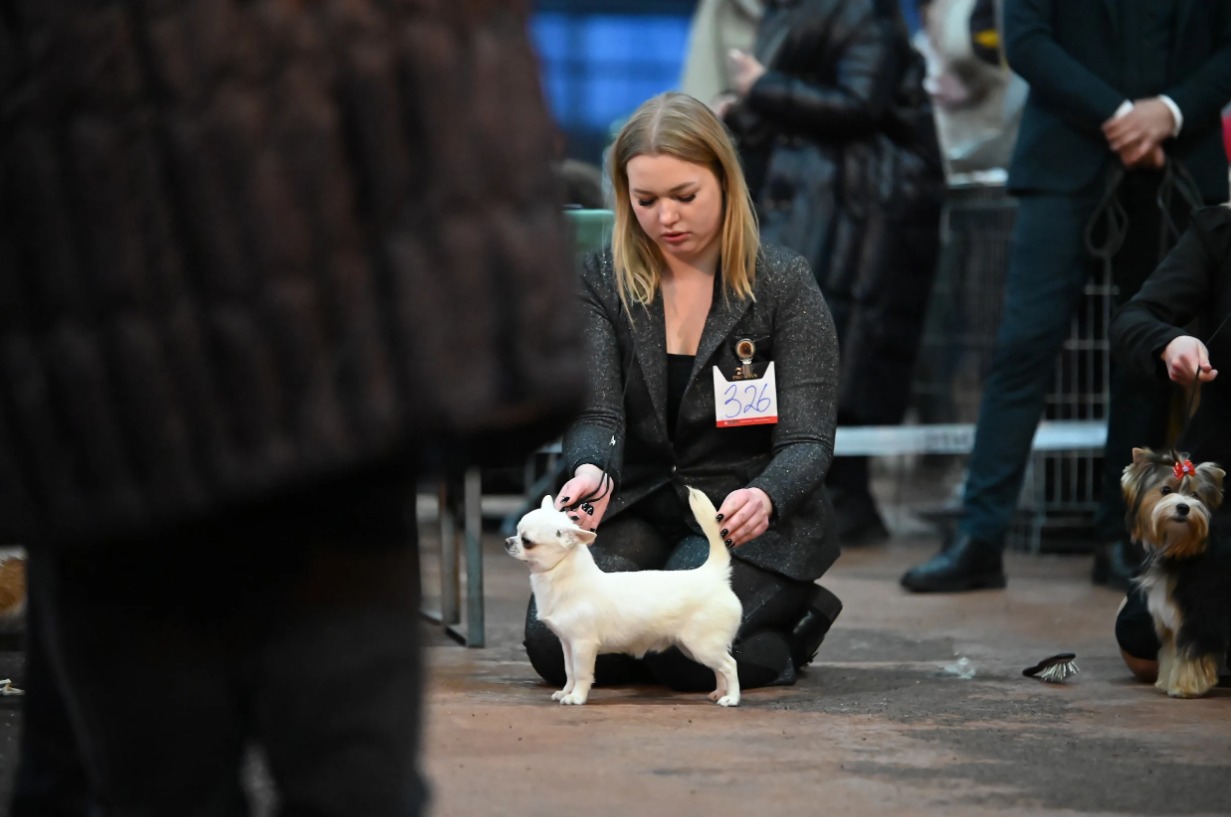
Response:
[789,584,843,669]
[900,533,1006,593]
[1092,539,1144,592]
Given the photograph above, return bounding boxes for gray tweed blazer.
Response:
[564,244,840,582]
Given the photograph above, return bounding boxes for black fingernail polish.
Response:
[724,539,733,547]
[561,496,570,503]
[570,515,579,521]
[716,513,724,521]
[720,529,729,537]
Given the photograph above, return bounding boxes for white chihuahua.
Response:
[505,487,742,706]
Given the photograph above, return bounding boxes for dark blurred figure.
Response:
[0,3,582,815]
[718,0,946,546]
[902,1,1231,594]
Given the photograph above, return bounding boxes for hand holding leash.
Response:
[1103,97,1175,167]
[1162,336,1217,386]
[716,487,773,547]
[556,464,613,532]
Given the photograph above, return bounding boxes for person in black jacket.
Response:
[1,3,583,814]
[901,0,1231,594]
[1109,205,1231,683]
[523,92,843,692]
[718,0,946,546]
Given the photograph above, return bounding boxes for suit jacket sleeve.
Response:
[745,254,838,520]
[1110,208,1231,383]
[1164,9,1231,127]
[1004,0,1125,132]
[562,252,627,487]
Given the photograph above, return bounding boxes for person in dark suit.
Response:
[2,2,583,814]
[523,92,843,691]
[901,0,1231,593]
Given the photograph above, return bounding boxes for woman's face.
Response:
[626,153,724,270]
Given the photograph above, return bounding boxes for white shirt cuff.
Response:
[1113,100,1134,120]
[1159,95,1183,137]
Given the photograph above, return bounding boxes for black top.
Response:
[1110,206,1231,504]
[666,354,694,441]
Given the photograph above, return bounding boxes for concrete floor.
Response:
[1,472,1229,816]
[421,513,1231,817]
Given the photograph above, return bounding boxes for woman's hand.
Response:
[555,464,613,531]
[1162,336,1217,386]
[725,49,766,98]
[716,488,773,548]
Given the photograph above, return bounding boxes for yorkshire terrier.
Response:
[1122,448,1229,698]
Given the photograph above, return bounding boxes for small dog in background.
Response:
[1122,447,1229,698]
[0,547,27,630]
[505,488,742,706]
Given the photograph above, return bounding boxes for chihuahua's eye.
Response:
[1160,485,1172,495]
[521,535,535,549]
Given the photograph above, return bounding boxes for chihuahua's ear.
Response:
[541,495,554,511]
[572,528,597,547]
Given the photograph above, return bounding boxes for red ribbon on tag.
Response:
[1173,459,1196,480]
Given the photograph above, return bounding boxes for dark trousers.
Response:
[524,488,813,690]
[960,173,1181,545]
[16,475,426,817]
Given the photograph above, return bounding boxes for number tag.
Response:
[712,362,778,427]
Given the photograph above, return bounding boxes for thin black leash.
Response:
[1162,158,1231,421]
[565,296,638,524]
[1086,156,1230,421]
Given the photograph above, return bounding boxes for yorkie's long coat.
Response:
[1122,448,1229,698]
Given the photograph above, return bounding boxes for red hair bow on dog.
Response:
[1174,460,1196,480]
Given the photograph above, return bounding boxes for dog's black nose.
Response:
[1175,503,1189,516]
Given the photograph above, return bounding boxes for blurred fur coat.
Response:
[0,1,583,548]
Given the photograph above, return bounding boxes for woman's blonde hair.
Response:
[607,92,760,308]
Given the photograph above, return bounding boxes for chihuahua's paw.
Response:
[558,691,589,705]
[715,694,739,707]
[551,690,569,701]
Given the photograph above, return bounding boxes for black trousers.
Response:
[524,487,814,691]
[15,473,427,817]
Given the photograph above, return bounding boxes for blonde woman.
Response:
[524,92,843,691]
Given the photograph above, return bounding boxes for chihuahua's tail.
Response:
[686,487,732,572]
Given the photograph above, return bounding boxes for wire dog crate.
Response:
[910,181,1111,551]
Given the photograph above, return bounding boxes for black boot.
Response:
[828,458,891,546]
[789,584,843,669]
[900,533,1006,593]
[832,489,891,546]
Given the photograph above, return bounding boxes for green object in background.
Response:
[564,208,614,266]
